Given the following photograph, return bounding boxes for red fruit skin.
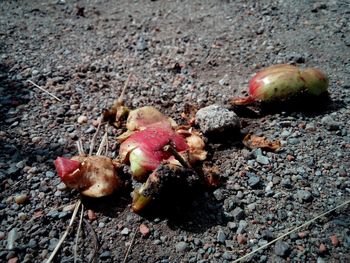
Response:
[54,157,81,181]
[120,125,188,179]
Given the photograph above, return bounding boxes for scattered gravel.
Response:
[0,0,349,262]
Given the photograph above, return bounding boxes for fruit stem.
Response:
[163,143,191,168]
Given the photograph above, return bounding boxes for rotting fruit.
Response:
[54,105,207,213]
[231,64,329,105]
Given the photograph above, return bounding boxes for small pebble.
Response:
[56,182,67,191]
[248,174,261,188]
[14,194,28,204]
[217,229,226,243]
[100,251,111,259]
[8,257,19,263]
[121,227,129,235]
[7,228,18,250]
[87,210,97,221]
[77,115,88,124]
[175,241,189,252]
[317,257,326,263]
[274,241,290,257]
[18,212,27,221]
[296,190,312,203]
[330,235,340,247]
[256,155,269,165]
[319,243,327,253]
[231,207,245,220]
[139,224,150,237]
[62,204,76,212]
[236,234,247,244]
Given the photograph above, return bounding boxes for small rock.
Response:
[56,182,67,191]
[217,229,226,243]
[319,243,327,253]
[231,207,245,220]
[236,220,247,234]
[296,190,313,203]
[227,222,237,230]
[175,241,189,252]
[139,224,150,237]
[8,257,19,263]
[281,130,291,139]
[317,257,326,263]
[14,194,28,204]
[87,210,97,221]
[321,116,340,131]
[136,35,147,51]
[305,122,316,132]
[77,115,88,124]
[6,228,18,250]
[236,234,247,244]
[62,204,76,212]
[256,155,269,165]
[213,189,225,201]
[330,235,340,247]
[121,228,129,236]
[0,231,5,240]
[100,251,111,259]
[48,238,59,251]
[222,251,232,260]
[248,174,261,188]
[18,212,27,221]
[274,241,290,257]
[195,105,240,134]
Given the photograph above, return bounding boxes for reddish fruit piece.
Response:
[54,156,121,198]
[120,125,188,181]
[232,64,328,105]
[54,157,81,181]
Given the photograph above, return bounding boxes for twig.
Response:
[96,132,108,156]
[163,144,191,168]
[74,204,84,263]
[76,139,85,156]
[105,125,109,156]
[232,199,350,263]
[122,232,136,263]
[116,73,132,107]
[47,200,82,263]
[89,115,103,156]
[27,80,62,102]
[83,219,99,263]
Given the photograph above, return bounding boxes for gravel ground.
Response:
[1,0,349,262]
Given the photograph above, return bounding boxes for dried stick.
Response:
[83,219,99,263]
[116,73,132,107]
[47,200,82,263]
[96,132,108,156]
[74,204,84,263]
[122,232,136,263]
[76,139,85,156]
[89,115,103,156]
[232,199,350,263]
[27,80,62,102]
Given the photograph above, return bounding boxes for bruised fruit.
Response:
[231,64,329,105]
[119,125,189,181]
[54,156,121,197]
[126,106,177,131]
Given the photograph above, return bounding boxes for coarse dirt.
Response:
[0,0,349,262]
